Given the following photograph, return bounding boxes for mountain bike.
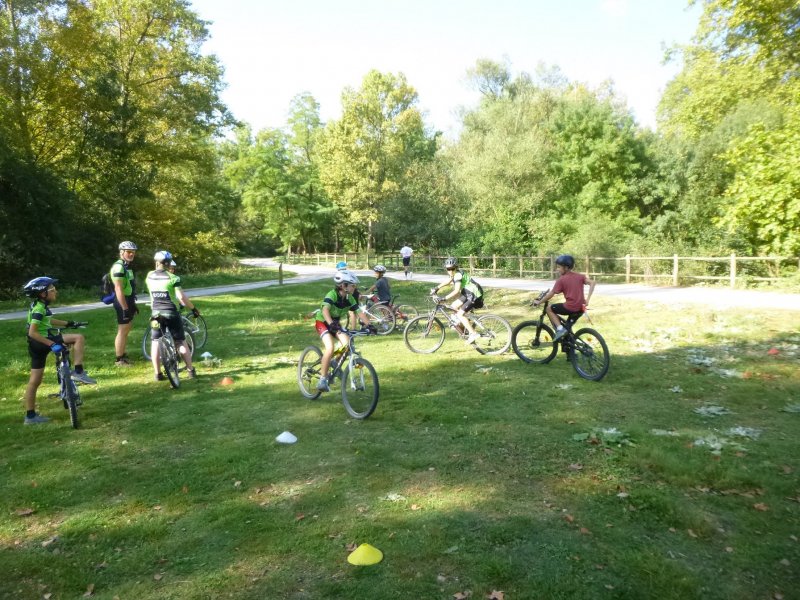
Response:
[403,295,512,355]
[511,290,610,381]
[47,323,87,429]
[297,327,379,419]
[360,294,419,335]
[142,308,196,360]
[150,315,184,388]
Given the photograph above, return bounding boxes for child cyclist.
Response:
[431,257,484,345]
[22,277,97,425]
[313,271,374,392]
[365,264,391,304]
[533,254,596,340]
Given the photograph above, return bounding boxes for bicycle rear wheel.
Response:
[142,325,153,360]
[160,335,181,388]
[341,358,379,419]
[394,304,419,329]
[184,314,208,348]
[369,304,396,335]
[404,315,446,354]
[297,346,323,400]
[472,314,512,355]
[571,328,610,381]
[512,320,558,364]
[60,362,80,429]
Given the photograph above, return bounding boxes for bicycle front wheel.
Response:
[404,315,446,354]
[341,358,379,419]
[160,336,181,388]
[297,346,323,400]
[571,328,610,381]
[472,314,512,355]
[184,314,208,348]
[142,325,153,360]
[512,320,558,364]
[369,304,396,335]
[394,304,419,329]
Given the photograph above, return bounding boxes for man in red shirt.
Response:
[533,255,596,341]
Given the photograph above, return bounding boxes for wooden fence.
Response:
[281,252,800,288]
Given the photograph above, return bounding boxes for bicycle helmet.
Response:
[118,241,138,251]
[444,257,458,270]
[169,260,177,268]
[333,271,358,286]
[373,264,386,273]
[335,261,347,270]
[555,254,575,269]
[23,276,58,297]
[154,250,173,262]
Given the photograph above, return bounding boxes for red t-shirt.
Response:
[552,271,589,312]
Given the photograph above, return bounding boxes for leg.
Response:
[61,333,85,365]
[319,332,335,378]
[545,305,562,330]
[151,340,161,376]
[24,368,45,414]
[176,339,193,369]
[115,322,132,357]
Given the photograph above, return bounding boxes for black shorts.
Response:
[551,303,581,317]
[28,335,58,369]
[113,295,137,325]
[150,313,186,342]
[458,291,478,312]
[402,257,411,267]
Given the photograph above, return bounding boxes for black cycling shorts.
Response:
[28,336,56,370]
[150,313,186,342]
[113,295,137,325]
[458,291,478,312]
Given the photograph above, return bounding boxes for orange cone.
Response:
[220,376,234,386]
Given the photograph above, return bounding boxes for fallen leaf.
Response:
[753,503,769,511]
[153,573,163,581]
[774,593,784,600]
[579,527,591,535]
[453,592,472,599]
[563,514,575,523]
[779,558,790,566]
[487,591,505,600]
[41,536,59,548]
[617,492,630,499]
[687,529,698,538]
[568,463,583,471]
[410,504,421,511]
[725,547,734,553]
[44,594,52,600]
[295,513,305,521]
[234,481,242,488]
[767,348,780,356]
[781,465,793,474]
[83,583,95,597]
[181,485,189,493]
[345,542,358,552]
[15,508,35,517]
[605,584,615,590]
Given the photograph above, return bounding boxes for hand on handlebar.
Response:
[67,320,88,328]
[327,321,341,334]
[50,343,64,353]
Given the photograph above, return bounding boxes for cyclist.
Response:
[22,277,97,424]
[167,259,177,274]
[365,265,391,304]
[431,257,484,344]
[313,271,373,392]
[111,241,139,367]
[533,254,596,341]
[145,250,198,380]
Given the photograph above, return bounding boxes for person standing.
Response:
[111,241,138,366]
[399,243,413,279]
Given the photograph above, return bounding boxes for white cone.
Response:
[276,431,297,444]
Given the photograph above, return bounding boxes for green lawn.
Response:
[1,280,798,599]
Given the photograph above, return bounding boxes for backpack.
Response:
[100,273,115,304]
[472,279,485,309]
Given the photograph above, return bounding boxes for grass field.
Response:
[1,279,798,599]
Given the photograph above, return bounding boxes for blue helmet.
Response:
[23,276,58,297]
[154,250,173,262]
[336,261,347,270]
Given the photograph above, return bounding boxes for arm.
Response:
[176,288,196,312]
[28,323,54,346]
[113,278,128,309]
[321,305,334,326]
[585,278,596,306]
[533,289,557,306]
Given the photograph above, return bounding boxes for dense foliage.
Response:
[2,0,797,297]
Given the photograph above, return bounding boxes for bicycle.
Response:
[511,290,610,381]
[149,315,185,388]
[359,294,419,335]
[141,307,196,360]
[403,295,512,355]
[47,323,88,429]
[297,327,380,419]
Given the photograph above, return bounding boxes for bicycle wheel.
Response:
[60,363,80,429]
[369,304,396,335]
[181,332,195,359]
[571,328,610,381]
[512,320,558,364]
[472,314,512,355]
[394,304,419,328]
[142,325,153,360]
[184,314,208,348]
[404,315,446,354]
[297,346,323,400]
[160,335,181,388]
[341,357,379,419]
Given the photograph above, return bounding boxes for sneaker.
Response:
[71,371,97,385]
[553,326,567,341]
[154,372,165,381]
[24,413,50,425]
[316,377,330,392]
[115,357,133,367]
[466,332,480,344]
[186,367,196,379]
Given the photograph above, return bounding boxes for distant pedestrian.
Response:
[399,243,413,279]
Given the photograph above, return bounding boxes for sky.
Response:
[189,0,702,136]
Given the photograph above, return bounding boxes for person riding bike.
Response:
[145,251,199,381]
[22,277,97,425]
[111,240,139,367]
[533,254,596,341]
[431,257,484,344]
[313,271,373,392]
[365,264,391,304]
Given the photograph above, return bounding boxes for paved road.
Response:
[1,258,797,322]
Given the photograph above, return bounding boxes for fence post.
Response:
[585,256,590,277]
[469,255,475,274]
[625,254,631,284]
[730,253,736,288]
[672,254,679,286]
[519,255,523,278]
[427,254,432,269]
[278,262,283,285]
[492,254,497,278]
[550,255,555,278]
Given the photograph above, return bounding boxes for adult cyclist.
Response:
[313,271,373,392]
[431,257,484,345]
[145,251,198,380]
[111,241,138,366]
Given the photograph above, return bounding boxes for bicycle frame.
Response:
[425,297,477,338]
[47,326,82,427]
[328,328,370,383]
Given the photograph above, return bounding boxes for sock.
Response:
[26,410,36,418]
[116,355,125,361]
[74,365,84,374]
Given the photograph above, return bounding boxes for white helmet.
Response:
[154,250,172,262]
[373,264,386,273]
[333,271,358,286]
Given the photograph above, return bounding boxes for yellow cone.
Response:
[347,543,383,565]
